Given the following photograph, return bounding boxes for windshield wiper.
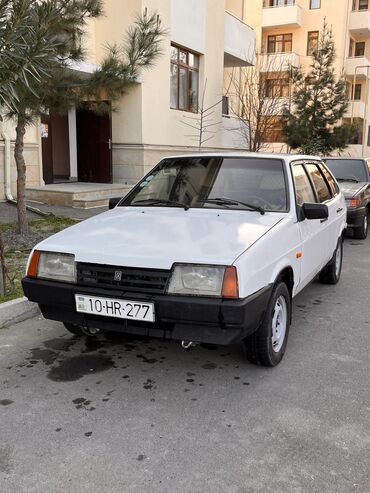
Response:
[132,198,190,211]
[201,197,265,215]
[336,177,359,183]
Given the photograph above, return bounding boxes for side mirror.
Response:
[302,202,329,220]
[109,197,122,210]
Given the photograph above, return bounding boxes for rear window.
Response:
[324,159,367,182]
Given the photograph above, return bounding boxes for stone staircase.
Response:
[26,182,132,209]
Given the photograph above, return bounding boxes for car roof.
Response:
[324,157,369,161]
[161,152,322,163]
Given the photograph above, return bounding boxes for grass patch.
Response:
[1,215,79,303]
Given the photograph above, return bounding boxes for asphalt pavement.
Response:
[0,235,369,492]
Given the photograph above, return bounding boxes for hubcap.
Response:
[271,296,288,353]
[335,242,342,278]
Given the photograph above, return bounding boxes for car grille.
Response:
[76,263,171,294]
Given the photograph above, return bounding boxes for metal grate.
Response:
[76,263,171,294]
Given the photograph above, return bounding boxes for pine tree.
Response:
[0,1,165,234]
[284,21,355,156]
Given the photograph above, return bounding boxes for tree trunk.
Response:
[0,226,5,297]
[14,114,28,234]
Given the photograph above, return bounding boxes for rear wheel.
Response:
[244,282,291,367]
[319,238,343,284]
[353,212,368,240]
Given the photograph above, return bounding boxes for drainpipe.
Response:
[1,128,15,203]
[1,127,50,217]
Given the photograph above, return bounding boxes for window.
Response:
[264,0,295,6]
[349,39,354,57]
[121,157,288,212]
[265,78,290,98]
[325,159,368,182]
[305,163,332,203]
[222,96,229,116]
[267,34,292,53]
[355,42,365,57]
[264,117,286,143]
[353,83,362,100]
[352,0,368,10]
[292,164,316,206]
[310,0,321,8]
[170,45,199,112]
[307,31,319,56]
[319,163,339,196]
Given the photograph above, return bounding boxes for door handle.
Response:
[320,218,328,223]
[336,207,343,213]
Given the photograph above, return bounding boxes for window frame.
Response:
[309,0,321,9]
[291,162,317,207]
[355,41,365,57]
[267,33,293,54]
[307,31,319,56]
[304,161,334,204]
[265,77,290,98]
[170,44,200,113]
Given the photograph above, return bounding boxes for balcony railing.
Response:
[349,9,370,36]
[224,11,256,67]
[262,3,303,29]
[260,52,300,72]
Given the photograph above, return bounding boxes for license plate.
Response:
[75,295,155,323]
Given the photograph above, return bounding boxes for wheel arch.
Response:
[274,266,294,323]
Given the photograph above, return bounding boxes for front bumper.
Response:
[346,206,367,228]
[22,278,272,345]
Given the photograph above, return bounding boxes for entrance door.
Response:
[41,115,53,184]
[76,103,112,183]
[41,114,70,184]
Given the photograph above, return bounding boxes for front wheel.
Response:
[319,238,343,285]
[353,212,368,240]
[244,282,291,367]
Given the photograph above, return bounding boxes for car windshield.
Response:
[120,157,288,212]
[324,159,367,182]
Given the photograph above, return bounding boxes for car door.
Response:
[305,161,343,262]
[291,162,325,289]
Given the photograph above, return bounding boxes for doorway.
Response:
[41,103,112,184]
[41,114,70,184]
[76,103,112,183]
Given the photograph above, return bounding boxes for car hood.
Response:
[35,207,286,269]
[338,181,368,198]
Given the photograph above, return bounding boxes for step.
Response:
[26,184,132,208]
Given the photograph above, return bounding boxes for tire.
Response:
[63,322,85,337]
[319,238,343,285]
[244,282,291,367]
[353,212,368,240]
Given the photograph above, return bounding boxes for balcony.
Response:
[260,52,300,72]
[262,4,303,29]
[224,11,256,67]
[345,57,370,79]
[349,10,370,36]
[344,100,366,119]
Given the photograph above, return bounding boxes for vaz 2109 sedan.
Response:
[23,154,346,367]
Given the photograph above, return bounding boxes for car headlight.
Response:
[27,251,76,283]
[166,264,238,298]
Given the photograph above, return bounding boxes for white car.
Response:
[23,153,346,366]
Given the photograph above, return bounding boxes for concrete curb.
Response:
[0,297,40,329]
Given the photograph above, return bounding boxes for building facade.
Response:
[244,0,370,156]
[0,0,255,203]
